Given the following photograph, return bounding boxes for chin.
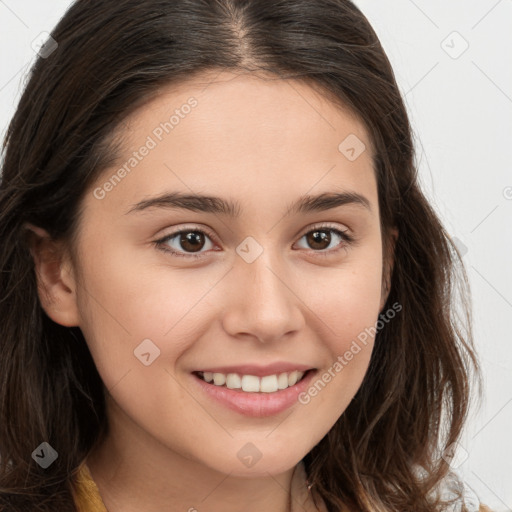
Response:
[224,452,302,478]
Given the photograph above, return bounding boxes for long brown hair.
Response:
[0,1,483,510]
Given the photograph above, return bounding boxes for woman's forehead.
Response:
[89,72,377,214]
[116,70,373,158]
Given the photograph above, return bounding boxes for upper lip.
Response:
[194,362,315,378]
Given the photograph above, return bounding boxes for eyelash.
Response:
[154,223,354,260]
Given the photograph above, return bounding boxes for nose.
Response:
[221,249,305,343]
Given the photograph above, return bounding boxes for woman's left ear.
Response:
[380,227,398,312]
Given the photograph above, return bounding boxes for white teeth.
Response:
[241,375,260,392]
[213,373,226,386]
[198,370,306,392]
[288,370,299,386]
[226,373,242,389]
[277,372,289,389]
[260,375,278,393]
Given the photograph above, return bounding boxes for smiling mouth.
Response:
[192,369,314,393]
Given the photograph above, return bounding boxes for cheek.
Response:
[75,239,225,390]
[294,250,383,414]
[302,249,383,346]
[71,246,155,366]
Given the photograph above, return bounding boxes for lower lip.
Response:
[191,370,317,418]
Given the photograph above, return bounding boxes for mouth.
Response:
[192,369,315,394]
[190,367,318,417]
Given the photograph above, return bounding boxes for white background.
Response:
[0,1,511,510]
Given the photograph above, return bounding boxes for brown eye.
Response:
[179,231,206,252]
[157,229,215,258]
[306,230,332,250]
[295,226,353,255]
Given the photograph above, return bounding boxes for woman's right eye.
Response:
[155,229,215,259]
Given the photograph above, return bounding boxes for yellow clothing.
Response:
[72,462,107,512]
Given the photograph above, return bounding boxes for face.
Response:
[38,70,393,478]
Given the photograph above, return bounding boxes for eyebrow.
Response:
[125,190,372,217]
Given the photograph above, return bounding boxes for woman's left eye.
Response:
[295,226,353,255]
[154,224,353,259]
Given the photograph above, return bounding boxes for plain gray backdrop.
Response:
[0,1,511,510]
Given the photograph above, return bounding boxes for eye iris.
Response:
[180,231,205,252]
[307,230,331,250]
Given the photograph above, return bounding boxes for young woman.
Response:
[0,1,492,510]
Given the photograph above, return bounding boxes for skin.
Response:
[28,70,396,512]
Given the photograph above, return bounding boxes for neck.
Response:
[85,408,306,512]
